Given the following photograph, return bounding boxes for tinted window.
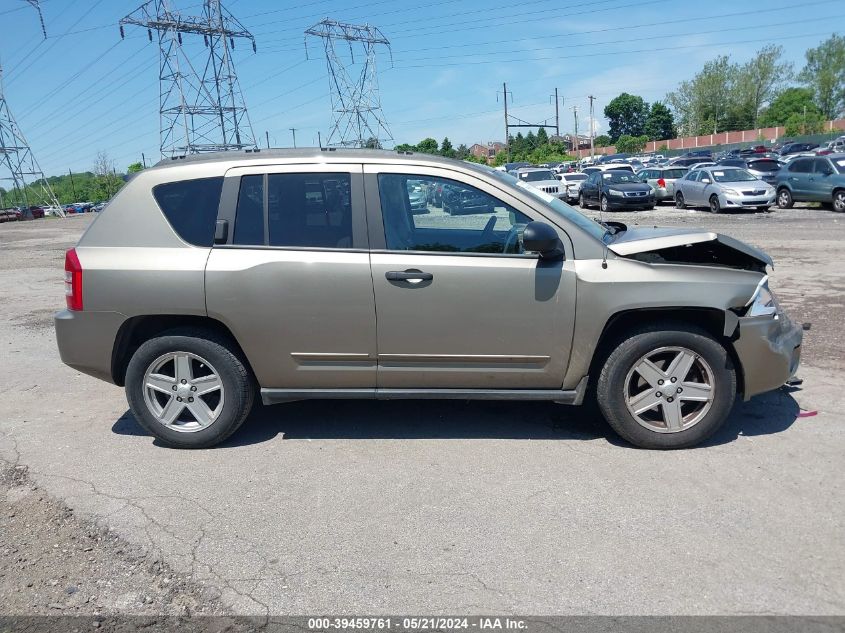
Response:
[711,169,756,183]
[813,158,834,174]
[233,175,264,245]
[686,170,699,181]
[519,170,555,182]
[833,158,845,174]
[789,158,813,173]
[603,172,639,184]
[378,174,533,254]
[664,169,688,179]
[747,159,780,172]
[267,173,352,248]
[153,177,223,247]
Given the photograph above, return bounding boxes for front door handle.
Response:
[385,269,433,282]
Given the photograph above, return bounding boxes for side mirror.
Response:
[523,221,563,260]
[701,178,711,184]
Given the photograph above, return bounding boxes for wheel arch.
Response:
[111,314,254,387]
[587,307,745,398]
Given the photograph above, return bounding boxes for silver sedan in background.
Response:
[674,166,776,213]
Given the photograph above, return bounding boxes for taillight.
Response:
[64,248,83,311]
[657,178,666,188]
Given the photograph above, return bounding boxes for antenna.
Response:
[305,19,392,149]
[120,0,257,156]
[0,1,63,216]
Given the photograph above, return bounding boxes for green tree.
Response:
[510,132,527,155]
[784,110,825,136]
[127,162,144,173]
[667,55,737,135]
[594,134,612,148]
[364,137,382,149]
[455,143,470,160]
[615,134,649,154]
[415,138,439,154]
[394,143,415,152]
[536,127,549,145]
[799,34,845,119]
[604,93,648,142]
[440,137,456,158]
[525,130,537,151]
[758,87,821,127]
[644,102,675,140]
[734,45,793,128]
[493,150,508,166]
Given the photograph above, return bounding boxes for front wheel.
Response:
[579,192,588,209]
[600,195,609,213]
[596,324,736,449]
[125,329,255,448]
[709,194,721,214]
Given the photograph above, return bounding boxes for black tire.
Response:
[777,187,794,209]
[709,194,721,214]
[579,192,588,209]
[675,191,686,209]
[125,329,255,449]
[596,323,736,449]
[757,206,771,213]
[600,195,609,213]
[833,190,845,213]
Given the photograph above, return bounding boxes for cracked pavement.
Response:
[1,209,844,615]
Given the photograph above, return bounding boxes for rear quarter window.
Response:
[152,177,224,247]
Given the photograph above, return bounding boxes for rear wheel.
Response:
[125,329,254,449]
[675,191,686,209]
[579,192,588,209]
[777,187,794,209]
[709,195,721,214]
[596,324,736,449]
[833,190,845,213]
[600,195,609,213]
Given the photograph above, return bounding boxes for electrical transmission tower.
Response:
[0,0,63,215]
[305,19,393,149]
[120,0,257,156]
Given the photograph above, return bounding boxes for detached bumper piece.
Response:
[733,312,803,400]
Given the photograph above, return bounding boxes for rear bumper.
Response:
[55,309,127,384]
[733,312,803,400]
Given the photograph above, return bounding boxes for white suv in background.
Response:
[510,168,565,199]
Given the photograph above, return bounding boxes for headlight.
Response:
[608,189,623,196]
[745,277,779,317]
[722,188,739,195]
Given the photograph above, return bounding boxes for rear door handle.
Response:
[385,270,433,282]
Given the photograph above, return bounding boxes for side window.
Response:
[814,158,833,174]
[233,175,264,245]
[377,174,533,255]
[153,177,223,247]
[697,171,710,182]
[268,173,352,248]
[789,158,812,173]
[686,170,699,181]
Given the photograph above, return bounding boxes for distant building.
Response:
[556,134,592,151]
[470,141,505,160]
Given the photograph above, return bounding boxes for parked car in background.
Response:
[717,157,781,186]
[668,156,707,168]
[579,169,655,212]
[675,167,775,213]
[442,183,495,215]
[779,142,820,156]
[582,163,635,175]
[407,179,429,214]
[555,172,588,202]
[688,161,716,171]
[636,166,689,203]
[775,154,845,212]
[0,208,18,222]
[55,148,802,449]
[511,168,564,199]
[28,206,45,219]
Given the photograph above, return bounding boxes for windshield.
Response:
[486,168,606,240]
[663,169,688,179]
[710,169,758,183]
[747,159,780,172]
[834,159,845,174]
[519,170,555,182]
[602,172,639,184]
[564,173,587,182]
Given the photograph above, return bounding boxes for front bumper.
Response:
[606,194,655,209]
[722,192,776,209]
[733,312,803,400]
[55,309,127,384]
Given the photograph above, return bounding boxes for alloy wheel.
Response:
[142,352,224,432]
[834,191,845,213]
[623,346,715,433]
[778,190,791,208]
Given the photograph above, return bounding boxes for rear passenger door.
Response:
[205,164,378,391]
[785,158,813,198]
[809,158,836,202]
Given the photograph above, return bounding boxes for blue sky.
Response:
[0,0,841,175]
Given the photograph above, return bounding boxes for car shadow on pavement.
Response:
[111,386,802,449]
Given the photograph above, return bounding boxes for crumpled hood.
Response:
[607,226,773,270]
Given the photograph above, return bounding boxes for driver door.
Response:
[364,165,577,390]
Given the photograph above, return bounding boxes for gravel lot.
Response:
[1,207,843,617]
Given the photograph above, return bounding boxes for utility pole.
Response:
[141,152,147,168]
[572,105,579,158]
[68,169,77,200]
[305,19,393,148]
[551,88,564,139]
[497,82,512,160]
[0,1,63,216]
[120,0,258,156]
[265,130,270,149]
[290,128,297,148]
[588,95,596,158]
[317,131,322,149]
